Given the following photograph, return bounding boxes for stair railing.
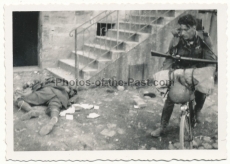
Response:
[69,10,119,82]
[69,10,172,83]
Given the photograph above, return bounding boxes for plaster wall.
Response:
[38,11,101,68]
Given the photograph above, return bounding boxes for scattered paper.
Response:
[73,104,94,110]
[87,113,100,119]
[94,105,99,110]
[134,105,139,109]
[59,106,75,116]
[66,114,73,120]
[60,104,95,117]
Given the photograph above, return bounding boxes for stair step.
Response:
[107,29,149,42]
[58,59,97,74]
[73,50,111,62]
[96,36,138,44]
[129,15,174,25]
[119,21,164,27]
[83,43,125,55]
[132,10,176,17]
[117,21,164,34]
[59,59,98,71]
[46,67,75,82]
[94,36,139,51]
[58,59,98,80]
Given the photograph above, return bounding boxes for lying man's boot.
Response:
[17,100,32,112]
[39,117,58,136]
[151,127,165,137]
[21,110,40,121]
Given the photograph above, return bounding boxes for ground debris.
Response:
[107,123,117,129]
[202,143,213,149]
[168,141,175,150]
[194,137,203,147]
[144,96,151,99]
[100,129,116,137]
[205,117,212,123]
[173,142,180,149]
[192,140,198,148]
[212,143,218,149]
[87,113,100,119]
[198,146,205,149]
[117,86,125,91]
[150,147,157,150]
[117,128,125,135]
[133,95,147,108]
[203,136,212,142]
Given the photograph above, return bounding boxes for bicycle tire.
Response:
[180,114,193,149]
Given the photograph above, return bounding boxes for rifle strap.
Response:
[168,68,174,87]
[164,69,174,98]
[191,68,196,90]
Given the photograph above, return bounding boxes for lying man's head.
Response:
[68,87,77,98]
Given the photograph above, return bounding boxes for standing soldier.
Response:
[151,14,217,137]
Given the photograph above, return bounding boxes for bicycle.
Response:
[179,99,196,149]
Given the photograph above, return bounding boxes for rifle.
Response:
[151,50,218,64]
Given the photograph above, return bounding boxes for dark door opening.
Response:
[13,12,39,67]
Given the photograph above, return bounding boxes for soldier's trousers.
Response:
[17,87,62,114]
[160,91,206,128]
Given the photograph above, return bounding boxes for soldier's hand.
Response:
[173,69,195,90]
[174,69,192,88]
[63,86,70,93]
[173,55,181,60]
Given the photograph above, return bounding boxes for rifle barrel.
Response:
[151,50,217,64]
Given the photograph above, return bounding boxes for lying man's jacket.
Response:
[31,78,71,109]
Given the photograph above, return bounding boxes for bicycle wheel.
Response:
[180,113,193,149]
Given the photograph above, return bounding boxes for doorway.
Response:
[13,12,39,67]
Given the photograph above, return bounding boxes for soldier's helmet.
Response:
[168,80,194,104]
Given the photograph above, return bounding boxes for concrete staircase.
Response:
[47,10,184,82]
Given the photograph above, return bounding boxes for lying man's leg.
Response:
[151,96,175,137]
[17,99,40,121]
[39,97,62,136]
[17,87,57,121]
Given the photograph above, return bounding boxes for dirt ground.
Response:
[13,70,218,150]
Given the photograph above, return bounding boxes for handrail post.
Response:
[75,29,79,91]
[116,10,119,49]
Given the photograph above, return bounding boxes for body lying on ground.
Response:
[15,77,78,136]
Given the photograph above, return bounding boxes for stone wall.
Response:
[38,11,101,68]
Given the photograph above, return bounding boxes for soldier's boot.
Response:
[194,107,202,123]
[151,97,174,137]
[17,101,40,121]
[194,91,206,124]
[39,111,59,136]
[17,100,32,112]
[151,127,166,137]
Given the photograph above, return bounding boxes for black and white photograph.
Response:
[4,3,227,161]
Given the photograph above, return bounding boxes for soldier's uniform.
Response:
[16,78,78,135]
[159,31,217,129]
